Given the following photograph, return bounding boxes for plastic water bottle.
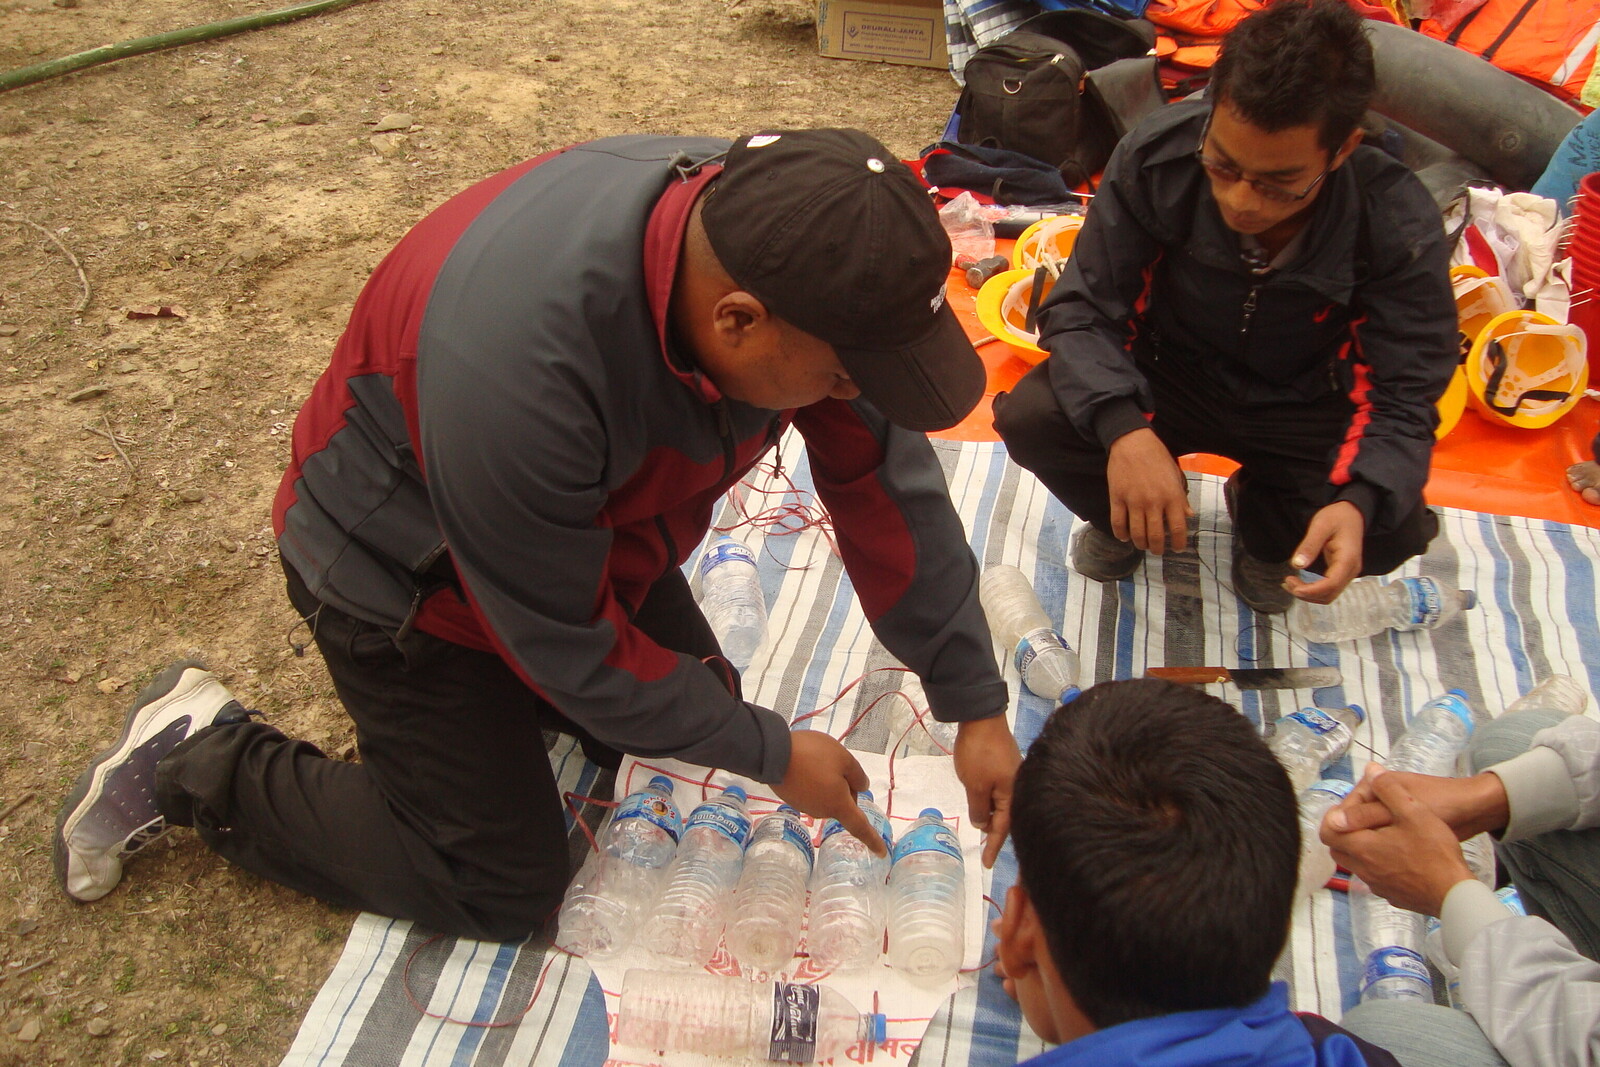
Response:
[1296,778,1353,896]
[726,806,814,974]
[1270,706,1365,794]
[1505,674,1590,716]
[1496,885,1526,915]
[1350,873,1432,1002]
[555,775,682,959]
[1462,832,1496,888]
[1422,914,1463,1008]
[641,786,752,970]
[978,564,1081,703]
[1386,690,1477,778]
[1288,576,1476,643]
[886,808,966,986]
[808,792,893,974]
[699,535,768,670]
[615,969,886,1063]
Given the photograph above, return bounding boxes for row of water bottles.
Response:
[555,778,967,985]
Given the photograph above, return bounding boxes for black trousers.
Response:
[154,560,730,941]
[993,357,1437,573]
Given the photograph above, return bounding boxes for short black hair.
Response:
[1209,0,1376,153]
[1011,679,1299,1029]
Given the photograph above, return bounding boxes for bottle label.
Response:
[892,820,962,865]
[1416,693,1474,733]
[752,815,815,864]
[1308,778,1354,801]
[1360,946,1430,992]
[1284,708,1340,736]
[1014,626,1069,677]
[700,538,756,576]
[686,803,751,848]
[1400,576,1444,629]
[822,803,893,851]
[1496,886,1527,915]
[767,982,820,1062]
[613,791,682,843]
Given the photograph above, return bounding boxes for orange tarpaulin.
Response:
[934,258,1600,531]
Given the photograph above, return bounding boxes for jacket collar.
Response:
[1149,101,1364,305]
[643,163,723,403]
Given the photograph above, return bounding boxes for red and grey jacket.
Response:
[273,135,1007,783]
[1037,100,1457,537]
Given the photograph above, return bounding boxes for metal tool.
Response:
[1144,666,1342,690]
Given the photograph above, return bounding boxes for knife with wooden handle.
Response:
[1144,666,1341,690]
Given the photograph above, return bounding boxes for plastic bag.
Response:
[937,191,995,264]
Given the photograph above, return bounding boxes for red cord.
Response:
[563,791,618,855]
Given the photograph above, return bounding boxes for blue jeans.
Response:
[1531,110,1600,216]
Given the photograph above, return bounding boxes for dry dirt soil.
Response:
[0,0,957,1061]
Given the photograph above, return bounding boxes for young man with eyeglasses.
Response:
[994,0,1457,613]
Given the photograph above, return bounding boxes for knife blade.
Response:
[1144,666,1341,690]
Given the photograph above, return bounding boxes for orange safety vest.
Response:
[1421,0,1600,103]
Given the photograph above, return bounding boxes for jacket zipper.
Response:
[1240,286,1259,339]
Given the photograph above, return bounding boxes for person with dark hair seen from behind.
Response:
[994,0,1457,614]
[997,677,1402,1066]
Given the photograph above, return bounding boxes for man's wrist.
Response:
[1461,771,1512,838]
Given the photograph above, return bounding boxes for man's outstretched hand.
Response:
[773,730,886,856]
[1283,500,1364,603]
[1107,428,1192,555]
[955,715,1021,869]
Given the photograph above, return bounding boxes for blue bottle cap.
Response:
[1059,685,1082,706]
[869,1013,888,1046]
[1347,704,1365,724]
[1461,589,1477,609]
[721,784,747,801]
[776,804,798,814]
[647,775,674,794]
[918,807,943,821]
[857,789,874,802]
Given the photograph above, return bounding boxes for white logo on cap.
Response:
[866,157,886,173]
[930,284,946,313]
[748,135,782,148]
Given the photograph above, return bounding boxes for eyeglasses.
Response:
[1194,112,1333,205]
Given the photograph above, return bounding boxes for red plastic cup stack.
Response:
[1568,171,1600,376]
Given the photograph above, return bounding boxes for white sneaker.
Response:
[54,661,253,902]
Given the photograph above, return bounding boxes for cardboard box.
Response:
[816,0,949,69]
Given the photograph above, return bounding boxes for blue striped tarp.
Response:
[283,435,1600,1067]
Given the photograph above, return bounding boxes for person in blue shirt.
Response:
[994,678,1399,1067]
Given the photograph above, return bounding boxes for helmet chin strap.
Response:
[667,149,729,183]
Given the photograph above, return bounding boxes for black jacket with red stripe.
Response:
[273,135,1007,783]
[1037,100,1457,535]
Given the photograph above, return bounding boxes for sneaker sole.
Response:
[53,659,209,902]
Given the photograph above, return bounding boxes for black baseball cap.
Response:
[701,128,986,432]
